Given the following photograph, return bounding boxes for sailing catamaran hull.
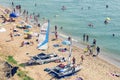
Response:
[48,64,82,78]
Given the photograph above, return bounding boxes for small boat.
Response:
[45,39,82,79]
[27,53,65,65]
[47,63,82,78]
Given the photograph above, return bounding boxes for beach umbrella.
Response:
[62,40,72,64]
[26,25,32,28]
[62,40,71,45]
[9,12,19,18]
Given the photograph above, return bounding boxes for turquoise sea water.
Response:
[0,0,120,67]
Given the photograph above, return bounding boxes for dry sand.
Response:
[0,6,120,80]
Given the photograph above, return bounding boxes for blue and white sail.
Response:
[37,20,50,50]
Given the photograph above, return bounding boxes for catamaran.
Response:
[26,20,65,65]
[45,38,82,78]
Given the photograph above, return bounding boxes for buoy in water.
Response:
[106,17,111,21]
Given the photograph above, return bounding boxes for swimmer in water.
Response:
[61,6,66,11]
[112,34,115,37]
[104,20,108,24]
[106,5,108,8]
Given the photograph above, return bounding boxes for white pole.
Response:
[68,39,72,64]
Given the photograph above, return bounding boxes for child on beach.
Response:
[72,57,76,64]
[81,55,84,62]
[55,31,58,40]
[9,32,14,41]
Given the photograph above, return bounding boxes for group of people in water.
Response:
[83,34,100,57]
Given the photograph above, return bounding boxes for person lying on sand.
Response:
[20,41,34,47]
[110,72,120,77]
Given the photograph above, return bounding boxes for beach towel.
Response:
[51,39,56,41]
[0,28,6,32]
[75,77,83,80]
[53,44,60,47]
[58,48,67,52]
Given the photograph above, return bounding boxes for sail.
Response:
[37,20,50,50]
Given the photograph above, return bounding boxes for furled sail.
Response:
[37,20,50,50]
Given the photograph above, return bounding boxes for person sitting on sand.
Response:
[110,72,120,77]
[75,77,83,80]
[24,34,32,39]
[20,41,34,47]
[2,16,7,23]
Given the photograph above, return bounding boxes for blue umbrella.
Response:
[9,12,19,18]
[62,40,71,45]
[62,40,72,64]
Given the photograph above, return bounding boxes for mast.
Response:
[47,20,50,53]
[67,37,72,64]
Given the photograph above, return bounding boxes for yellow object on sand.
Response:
[26,31,33,34]
[5,14,9,18]
[16,24,21,27]
[24,34,27,38]
[84,48,88,53]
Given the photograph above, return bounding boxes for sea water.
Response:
[0,0,120,67]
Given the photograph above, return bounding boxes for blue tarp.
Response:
[9,12,19,18]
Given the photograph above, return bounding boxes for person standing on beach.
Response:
[9,32,14,41]
[68,36,71,42]
[72,57,76,64]
[86,35,89,42]
[25,16,28,23]
[91,39,96,52]
[55,25,57,32]
[81,55,84,63]
[93,39,96,46]
[83,33,85,41]
[96,46,100,56]
[19,5,21,13]
[12,2,14,8]
[54,25,58,40]
[55,31,58,40]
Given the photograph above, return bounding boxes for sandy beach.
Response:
[0,5,120,80]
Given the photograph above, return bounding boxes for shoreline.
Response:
[1,1,120,69]
[0,3,120,80]
[58,32,120,68]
